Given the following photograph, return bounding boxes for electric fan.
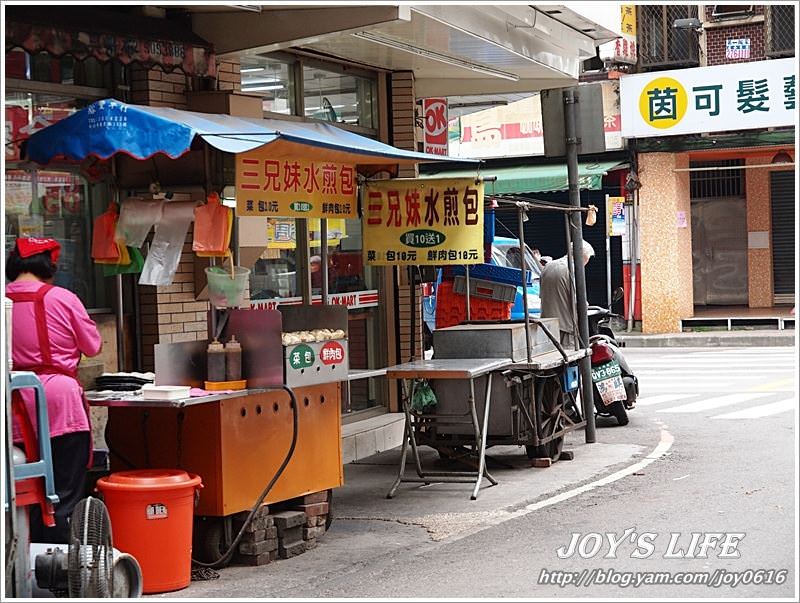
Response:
[31,496,141,597]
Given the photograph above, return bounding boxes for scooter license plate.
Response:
[591,360,627,406]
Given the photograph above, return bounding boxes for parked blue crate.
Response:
[452,263,533,287]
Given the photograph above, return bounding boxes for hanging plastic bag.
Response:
[196,206,233,258]
[103,247,145,276]
[91,204,121,263]
[139,201,197,286]
[193,192,231,256]
[411,379,437,411]
[116,197,164,247]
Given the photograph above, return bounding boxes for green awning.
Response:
[420,160,626,194]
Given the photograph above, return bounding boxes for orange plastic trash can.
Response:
[96,469,202,594]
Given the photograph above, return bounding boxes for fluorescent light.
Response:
[304,104,346,112]
[241,77,280,85]
[241,67,265,73]
[351,31,520,82]
[243,84,285,91]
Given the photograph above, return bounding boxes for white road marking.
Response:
[657,392,773,414]
[673,474,690,481]
[517,430,674,514]
[712,399,796,420]
[636,394,696,407]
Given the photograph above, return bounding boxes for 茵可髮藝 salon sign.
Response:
[619,58,795,138]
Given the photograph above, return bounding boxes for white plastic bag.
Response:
[116,197,164,247]
[139,201,196,286]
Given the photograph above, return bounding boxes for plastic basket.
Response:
[205,266,250,308]
[453,263,533,287]
[435,281,512,329]
[453,275,517,303]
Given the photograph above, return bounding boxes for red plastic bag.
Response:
[91,204,121,263]
[193,192,231,255]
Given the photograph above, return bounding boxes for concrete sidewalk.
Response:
[618,329,796,348]
[171,429,651,598]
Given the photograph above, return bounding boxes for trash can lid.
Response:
[97,469,202,491]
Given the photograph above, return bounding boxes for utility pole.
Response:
[563,87,596,444]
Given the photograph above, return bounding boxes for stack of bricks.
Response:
[232,504,278,566]
[294,491,330,549]
[272,510,307,559]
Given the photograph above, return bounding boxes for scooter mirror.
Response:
[612,287,624,303]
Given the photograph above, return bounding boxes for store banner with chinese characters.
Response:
[236,150,357,219]
[614,5,637,65]
[607,197,626,237]
[362,178,484,266]
[620,58,796,138]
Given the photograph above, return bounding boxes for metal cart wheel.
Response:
[526,376,565,462]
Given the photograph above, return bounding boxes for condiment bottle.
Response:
[225,335,242,381]
[207,339,226,382]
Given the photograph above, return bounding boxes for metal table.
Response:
[384,358,511,500]
[86,388,265,408]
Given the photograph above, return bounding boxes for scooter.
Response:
[587,292,638,426]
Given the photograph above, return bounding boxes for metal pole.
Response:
[564,87,596,444]
[408,266,416,361]
[564,213,579,348]
[110,157,126,371]
[296,218,311,305]
[464,264,471,321]
[320,218,329,305]
[605,194,612,309]
[627,189,639,333]
[517,206,531,363]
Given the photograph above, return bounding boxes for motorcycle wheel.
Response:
[609,401,629,426]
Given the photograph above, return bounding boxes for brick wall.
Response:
[704,6,767,66]
[390,71,424,361]
[131,58,243,370]
[390,71,418,179]
[216,57,242,92]
[130,65,190,108]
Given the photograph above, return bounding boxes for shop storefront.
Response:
[620,57,796,333]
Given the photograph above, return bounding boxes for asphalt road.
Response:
[177,346,797,599]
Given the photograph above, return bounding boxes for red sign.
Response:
[422,98,448,156]
[320,341,345,365]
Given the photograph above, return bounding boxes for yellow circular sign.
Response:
[638,77,688,129]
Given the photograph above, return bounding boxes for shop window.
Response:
[767,5,795,57]
[5,92,111,310]
[302,63,377,130]
[689,160,744,199]
[247,216,384,413]
[5,49,117,89]
[710,6,753,20]
[240,54,296,116]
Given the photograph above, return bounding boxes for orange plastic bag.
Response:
[92,204,121,263]
[195,206,232,258]
[193,193,231,256]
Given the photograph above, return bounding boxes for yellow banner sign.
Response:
[621,4,636,36]
[362,178,484,266]
[236,150,357,219]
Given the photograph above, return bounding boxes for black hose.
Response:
[191,384,300,569]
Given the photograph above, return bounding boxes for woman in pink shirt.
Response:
[6,238,102,543]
